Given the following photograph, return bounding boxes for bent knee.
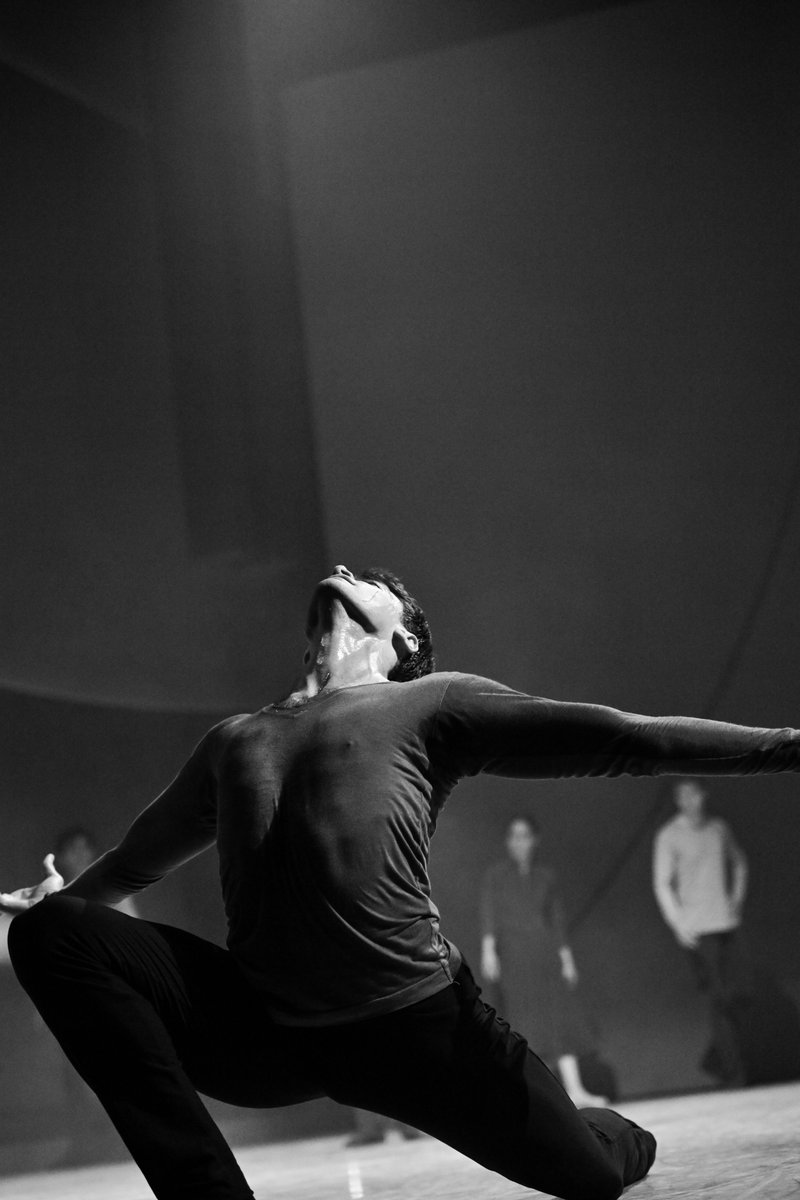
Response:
[8,895,84,974]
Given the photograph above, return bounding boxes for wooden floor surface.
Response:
[1,1083,799,1200]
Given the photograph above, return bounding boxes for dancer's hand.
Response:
[560,945,579,986]
[673,924,698,950]
[0,853,64,915]
[481,936,501,982]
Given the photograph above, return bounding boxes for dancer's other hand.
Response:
[672,923,699,949]
[0,853,64,915]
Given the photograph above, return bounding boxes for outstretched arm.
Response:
[0,729,220,915]
[433,674,800,782]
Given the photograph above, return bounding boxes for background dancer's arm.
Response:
[546,881,578,982]
[652,828,697,947]
[726,825,749,917]
[479,867,501,981]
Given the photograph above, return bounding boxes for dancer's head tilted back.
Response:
[306,564,435,684]
[358,567,435,681]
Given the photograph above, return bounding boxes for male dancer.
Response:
[653,780,751,1084]
[4,564,800,1200]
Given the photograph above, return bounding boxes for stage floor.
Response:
[2,1083,799,1200]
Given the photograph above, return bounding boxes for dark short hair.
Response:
[359,567,435,682]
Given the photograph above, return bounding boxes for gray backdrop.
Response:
[0,0,798,1163]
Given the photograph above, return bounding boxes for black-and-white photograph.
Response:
[1,2,799,1198]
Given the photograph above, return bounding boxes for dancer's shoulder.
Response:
[203,711,254,748]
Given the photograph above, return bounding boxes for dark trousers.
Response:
[9,897,655,1200]
[688,930,752,1085]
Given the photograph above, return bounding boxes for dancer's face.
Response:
[506,819,539,865]
[306,565,415,649]
[675,781,706,822]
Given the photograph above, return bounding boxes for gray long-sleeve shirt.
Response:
[65,672,800,1024]
[653,814,747,936]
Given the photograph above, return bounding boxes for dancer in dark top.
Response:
[4,563,800,1200]
[481,815,605,1106]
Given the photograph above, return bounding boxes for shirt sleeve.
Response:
[432,673,800,783]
